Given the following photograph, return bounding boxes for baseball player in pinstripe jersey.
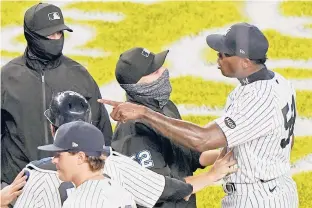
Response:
[37,121,137,208]
[99,22,299,208]
[37,121,236,208]
[15,91,237,208]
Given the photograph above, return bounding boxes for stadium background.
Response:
[1,0,311,207]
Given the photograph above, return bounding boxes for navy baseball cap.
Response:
[24,3,73,36]
[206,22,268,60]
[38,121,110,156]
[115,47,169,84]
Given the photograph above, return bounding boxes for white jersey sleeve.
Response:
[14,166,62,208]
[103,151,165,208]
[215,85,275,148]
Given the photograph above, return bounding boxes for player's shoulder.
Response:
[239,70,279,98]
[27,157,58,174]
[273,71,294,88]
[100,178,135,199]
[104,152,141,174]
[61,55,86,70]
[1,56,26,79]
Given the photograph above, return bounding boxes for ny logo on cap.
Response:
[141,49,150,57]
[48,12,61,21]
[72,142,78,147]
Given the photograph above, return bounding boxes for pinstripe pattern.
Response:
[15,153,165,208]
[104,151,165,208]
[62,178,136,208]
[215,72,298,207]
[14,168,62,208]
[221,175,298,208]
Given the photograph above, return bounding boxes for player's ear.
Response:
[77,152,86,165]
[241,58,249,69]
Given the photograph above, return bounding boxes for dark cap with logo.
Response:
[24,3,73,37]
[38,121,110,156]
[115,47,169,84]
[206,22,268,60]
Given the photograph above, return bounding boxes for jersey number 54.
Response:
[280,95,296,149]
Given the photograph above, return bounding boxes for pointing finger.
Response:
[97,99,122,107]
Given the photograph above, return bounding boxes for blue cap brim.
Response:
[38,144,67,152]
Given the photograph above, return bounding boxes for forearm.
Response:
[184,172,215,194]
[142,108,219,152]
[199,150,220,166]
[142,108,206,151]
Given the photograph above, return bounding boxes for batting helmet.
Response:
[44,91,92,127]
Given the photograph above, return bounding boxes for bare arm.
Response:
[199,149,221,167]
[98,99,227,152]
[141,108,227,152]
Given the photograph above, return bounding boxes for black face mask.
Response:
[24,24,64,62]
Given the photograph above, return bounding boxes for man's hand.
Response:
[97,99,146,122]
[209,148,237,182]
[1,171,27,207]
[184,148,237,196]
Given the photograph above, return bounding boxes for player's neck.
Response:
[239,64,264,79]
[72,169,104,187]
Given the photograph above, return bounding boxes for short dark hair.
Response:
[69,152,106,172]
[251,57,267,65]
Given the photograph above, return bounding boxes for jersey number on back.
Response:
[280,95,296,148]
[130,150,154,168]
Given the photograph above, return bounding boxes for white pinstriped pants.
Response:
[221,175,299,208]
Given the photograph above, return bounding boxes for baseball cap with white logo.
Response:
[38,121,110,156]
[206,22,268,60]
[115,47,169,84]
[24,3,73,37]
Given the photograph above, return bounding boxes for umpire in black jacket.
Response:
[1,3,112,185]
[112,47,205,208]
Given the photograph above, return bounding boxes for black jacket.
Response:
[112,95,204,208]
[1,55,112,184]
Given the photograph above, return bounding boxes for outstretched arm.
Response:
[141,108,227,152]
[184,149,237,200]
[98,99,227,152]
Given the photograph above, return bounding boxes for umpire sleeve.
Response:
[190,150,205,172]
[159,176,193,202]
[89,78,113,146]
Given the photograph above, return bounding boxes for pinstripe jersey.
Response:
[62,178,136,208]
[14,163,62,208]
[104,151,165,207]
[215,69,297,184]
[14,151,165,208]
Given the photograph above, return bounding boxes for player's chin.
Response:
[57,170,66,181]
[220,69,235,78]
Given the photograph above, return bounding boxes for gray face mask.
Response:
[120,69,172,108]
